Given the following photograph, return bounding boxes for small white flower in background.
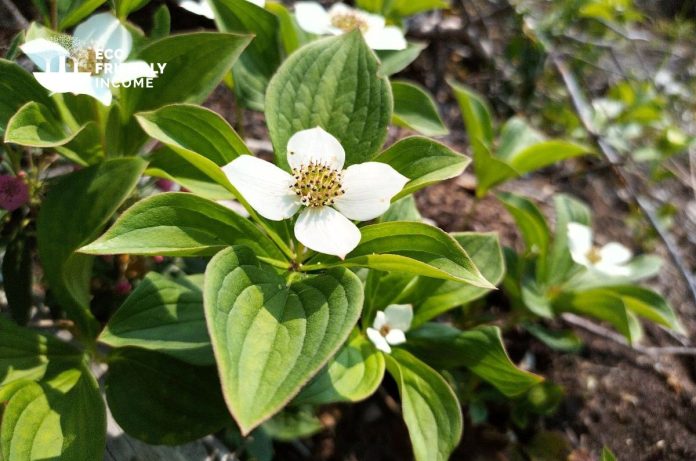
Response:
[222,126,408,258]
[366,304,413,354]
[294,2,407,50]
[179,0,265,19]
[567,222,632,276]
[20,13,156,105]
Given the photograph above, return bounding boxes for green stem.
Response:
[49,0,58,30]
[257,256,292,270]
[299,262,336,272]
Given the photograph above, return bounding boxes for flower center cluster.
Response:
[379,325,391,337]
[586,247,602,264]
[68,47,108,76]
[330,12,369,32]
[290,162,344,208]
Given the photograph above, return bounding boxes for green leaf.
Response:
[266,31,391,169]
[204,246,362,435]
[99,273,213,365]
[0,318,83,388]
[470,140,518,197]
[137,103,250,165]
[58,0,106,29]
[80,192,284,261]
[392,81,448,136]
[554,290,643,343]
[37,158,147,339]
[385,349,462,461]
[150,4,171,40]
[449,80,494,154]
[497,192,550,255]
[210,0,281,111]
[262,407,323,441]
[294,332,385,405]
[265,1,307,55]
[524,323,583,353]
[314,222,494,288]
[0,367,106,461]
[2,236,33,325]
[105,348,229,445]
[546,193,591,285]
[376,136,470,200]
[405,324,543,397]
[114,0,150,18]
[387,0,449,17]
[4,102,104,164]
[375,42,427,77]
[410,232,505,326]
[380,195,423,222]
[601,447,618,461]
[121,32,251,115]
[0,59,55,138]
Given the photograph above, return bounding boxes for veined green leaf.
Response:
[385,349,462,461]
[294,332,385,405]
[37,158,147,339]
[376,42,427,77]
[449,80,494,154]
[105,348,229,444]
[204,246,363,434]
[313,222,494,288]
[99,273,213,365]
[0,59,53,139]
[376,136,469,200]
[266,31,391,169]
[405,323,543,397]
[392,81,448,136]
[80,192,284,261]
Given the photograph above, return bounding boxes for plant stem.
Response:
[50,0,58,30]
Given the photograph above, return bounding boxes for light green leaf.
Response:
[4,101,103,164]
[376,136,469,200]
[314,222,494,288]
[99,273,213,365]
[266,1,308,55]
[496,116,545,161]
[449,80,494,154]
[210,0,281,111]
[136,103,251,164]
[37,158,147,339]
[406,324,542,396]
[470,140,518,197]
[58,0,106,29]
[376,42,427,76]
[0,318,83,388]
[392,81,448,136]
[204,246,363,435]
[380,195,423,222]
[121,32,251,115]
[105,348,229,445]
[262,407,323,441]
[80,192,284,261]
[0,59,55,138]
[385,349,462,461]
[114,0,150,18]
[150,4,171,40]
[509,140,592,174]
[524,323,583,353]
[410,232,504,326]
[601,447,618,461]
[0,367,105,461]
[294,332,385,405]
[497,192,550,256]
[266,31,391,169]
[388,0,449,17]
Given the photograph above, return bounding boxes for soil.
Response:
[2,0,696,460]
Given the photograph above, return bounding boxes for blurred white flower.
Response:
[294,2,407,50]
[179,0,265,19]
[222,126,407,258]
[567,222,632,276]
[20,13,156,105]
[366,304,413,353]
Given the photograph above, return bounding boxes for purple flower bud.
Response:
[0,175,29,211]
[155,179,178,192]
[114,279,132,296]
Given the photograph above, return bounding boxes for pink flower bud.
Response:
[0,175,29,211]
[152,255,165,264]
[155,179,178,192]
[114,279,132,296]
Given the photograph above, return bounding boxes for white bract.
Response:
[294,2,407,50]
[20,13,156,106]
[222,126,408,258]
[366,304,413,354]
[179,0,265,19]
[567,222,632,276]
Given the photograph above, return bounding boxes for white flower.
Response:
[20,13,156,106]
[179,0,265,19]
[222,126,408,258]
[366,304,413,353]
[294,2,407,50]
[567,222,632,276]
